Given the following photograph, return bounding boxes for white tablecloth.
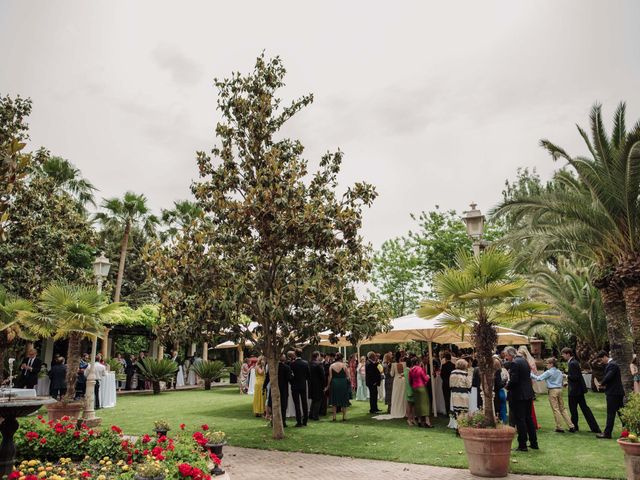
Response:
[99,372,117,408]
[36,377,50,397]
[176,366,185,387]
[1,388,37,398]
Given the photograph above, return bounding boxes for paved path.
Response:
[223,446,600,480]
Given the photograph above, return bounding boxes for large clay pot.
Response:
[618,439,640,480]
[459,426,516,478]
[46,400,84,422]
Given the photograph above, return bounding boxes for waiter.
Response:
[18,348,42,389]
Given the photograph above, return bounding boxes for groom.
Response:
[290,348,310,427]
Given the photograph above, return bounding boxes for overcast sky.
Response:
[1,1,639,248]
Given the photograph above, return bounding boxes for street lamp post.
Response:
[462,202,486,257]
[83,253,111,427]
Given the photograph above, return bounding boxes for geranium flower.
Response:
[210,453,221,465]
[180,423,186,430]
[8,472,20,480]
[201,424,209,431]
[622,429,630,438]
[39,438,47,445]
[25,431,39,441]
[111,425,122,434]
[141,434,151,443]
[178,463,194,476]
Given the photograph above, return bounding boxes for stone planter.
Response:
[46,400,84,422]
[618,439,640,479]
[154,428,169,438]
[205,442,226,476]
[458,426,516,478]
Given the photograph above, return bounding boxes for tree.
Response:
[160,200,203,243]
[0,286,33,382]
[371,237,424,317]
[33,283,124,400]
[95,192,159,302]
[0,95,33,241]
[418,248,548,427]
[494,103,640,391]
[42,156,96,210]
[183,55,387,439]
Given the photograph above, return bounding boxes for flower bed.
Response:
[10,417,220,479]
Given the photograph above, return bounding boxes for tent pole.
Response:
[429,341,437,418]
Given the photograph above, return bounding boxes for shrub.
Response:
[192,360,226,390]
[621,393,640,441]
[136,358,178,394]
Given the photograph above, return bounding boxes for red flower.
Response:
[81,472,91,478]
[8,472,20,480]
[178,463,194,477]
[210,453,221,465]
[87,429,95,436]
[158,435,167,443]
[25,431,39,441]
[111,425,122,434]
[201,424,209,431]
[39,437,47,444]
[141,434,151,443]
[142,449,149,456]
[152,446,163,456]
[73,431,81,438]
[622,429,630,438]
[155,453,165,461]
[61,415,70,421]
[121,440,129,448]
[180,423,186,430]
[24,476,39,480]
[36,415,43,420]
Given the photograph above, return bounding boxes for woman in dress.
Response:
[383,352,394,414]
[252,356,266,417]
[348,354,358,394]
[518,346,540,429]
[493,357,508,424]
[390,351,406,419]
[240,359,249,394]
[405,357,416,426]
[449,359,472,432]
[409,357,433,428]
[326,352,351,421]
[631,355,640,393]
[356,356,368,401]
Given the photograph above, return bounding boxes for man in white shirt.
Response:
[85,353,106,409]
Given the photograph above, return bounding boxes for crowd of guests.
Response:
[242,344,627,450]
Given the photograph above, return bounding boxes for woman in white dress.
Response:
[389,352,407,418]
[355,356,368,401]
[247,361,256,395]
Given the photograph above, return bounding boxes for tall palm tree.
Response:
[33,283,124,400]
[0,286,33,382]
[160,199,203,242]
[95,192,159,302]
[493,102,640,391]
[515,262,608,364]
[41,156,96,209]
[417,248,548,427]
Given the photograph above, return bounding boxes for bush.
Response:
[621,393,640,440]
[192,360,226,390]
[136,358,178,394]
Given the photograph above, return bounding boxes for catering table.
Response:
[36,377,50,397]
[99,372,117,408]
[0,388,37,399]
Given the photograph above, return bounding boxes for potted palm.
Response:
[619,393,640,479]
[418,249,548,478]
[192,360,226,390]
[136,358,178,394]
[32,283,124,421]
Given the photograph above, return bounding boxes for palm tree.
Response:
[515,262,608,365]
[41,156,96,209]
[0,286,33,382]
[95,192,159,302]
[33,283,124,400]
[160,200,203,242]
[417,248,548,427]
[493,103,640,391]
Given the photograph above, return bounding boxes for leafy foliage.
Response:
[136,358,178,394]
[192,360,226,390]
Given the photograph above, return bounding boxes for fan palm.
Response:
[160,200,203,242]
[192,360,226,390]
[95,192,159,302]
[515,262,607,365]
[41,156,96,209]
[417,248,548,427]
[34,283,124,400]
[0,286,34,382]
[493,102,640,391]
[136,358,178,394]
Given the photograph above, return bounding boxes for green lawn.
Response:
[98,387,624,479]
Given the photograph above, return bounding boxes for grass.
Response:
[98,387,624,479]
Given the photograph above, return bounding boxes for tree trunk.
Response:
[265,334,284,440]
[152,381,161,394]
[113,221,131,303]
[474,318,498,427]
[623,283,640,357]
[64,332,83,401]
[204,380,211,390]
[598,279,634,393]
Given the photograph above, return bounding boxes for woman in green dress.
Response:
[405,357,416,426]
[326,352,351,421]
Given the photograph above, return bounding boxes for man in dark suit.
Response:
[504,347,538,452]
[308,351,326,421]
[48,356,67,399]
[440,352,455,415]
[290,348,310,427]
[595,350,625,439]
[365,351,382,414]
[18,348,42,389]
[125,354,136,391]
[561,347,601,433]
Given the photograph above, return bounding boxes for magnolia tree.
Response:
[152,55,388,439]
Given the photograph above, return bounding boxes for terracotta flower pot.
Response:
[458,426,516,478]
[46,400,84,422]
[618,439,640,480]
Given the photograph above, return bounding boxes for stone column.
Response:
[158,345,165,360]
[100,328,110,359]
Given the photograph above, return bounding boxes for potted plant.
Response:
[134,459,166,480]
[192,360,226,390]
[619,393,640,479]
[203,430,226,476]
[136,358,178,394]
[32,283,123,421]
[418,249,547,477]
[154,419,171,437]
